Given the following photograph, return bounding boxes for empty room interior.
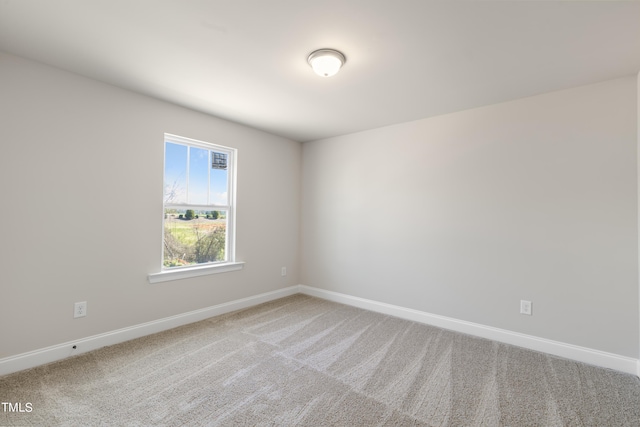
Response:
[1,1,640,425]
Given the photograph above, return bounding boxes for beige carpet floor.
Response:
[1,294,639,426]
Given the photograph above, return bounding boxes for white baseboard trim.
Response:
[0,286,299,377]
[2,285,637,378]
[298,285,640,377]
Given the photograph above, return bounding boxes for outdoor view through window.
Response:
[163,134,234,269]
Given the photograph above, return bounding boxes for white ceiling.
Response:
[1,1,639,142]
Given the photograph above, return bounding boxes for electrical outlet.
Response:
[74,301,87,318]
[281,267,287,276]
[520,300,532,316]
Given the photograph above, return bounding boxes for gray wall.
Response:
[0,52,302,358]
[1,51,638,363]
[302,76,639,358]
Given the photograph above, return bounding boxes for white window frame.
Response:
[148,133,243,283]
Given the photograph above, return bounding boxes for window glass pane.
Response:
[163,209,227,267]
[210,151,228,205]
[188,147,209,205]
[164,143,187,204]
[163,134,235,271]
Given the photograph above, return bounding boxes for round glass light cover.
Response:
[308,50,345,77]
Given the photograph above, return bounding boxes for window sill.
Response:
[148,261,245,284]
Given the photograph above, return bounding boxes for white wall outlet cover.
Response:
[74,301,87,318]
[520,300,532,315]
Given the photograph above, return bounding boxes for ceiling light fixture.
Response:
[307,49,346,77]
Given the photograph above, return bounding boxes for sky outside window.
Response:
[210,165,228,205]
[164,143,187,203]
[164,142,229,206]
[188,147,209,205]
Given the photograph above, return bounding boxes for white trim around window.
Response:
[148,261,245,283]
[148,133,240,283]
